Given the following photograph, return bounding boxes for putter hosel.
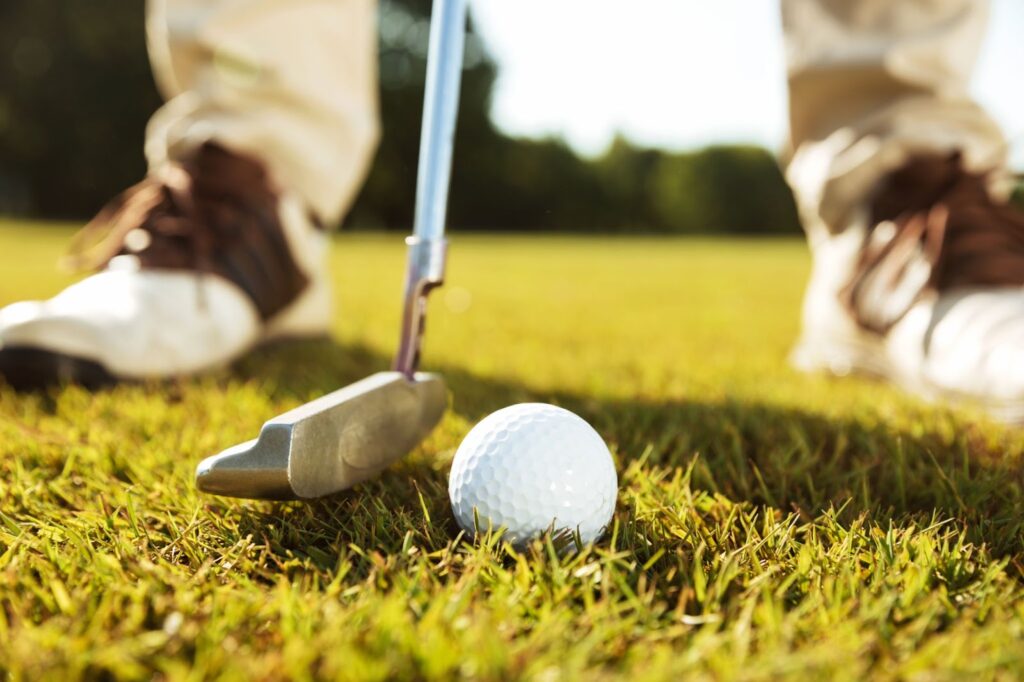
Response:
[394,236,447,377]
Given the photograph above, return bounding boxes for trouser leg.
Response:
[145,0,380,224]
[781,0,1005,241]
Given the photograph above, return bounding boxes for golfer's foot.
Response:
[792,152,1024,423]
[0,143,331,390]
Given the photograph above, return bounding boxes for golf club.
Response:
[194,0,467,500]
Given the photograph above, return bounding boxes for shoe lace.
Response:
[63,142,282,275]
[63,164,211,273]
[840,151,1024,333]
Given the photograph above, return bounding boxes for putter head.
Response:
[195,371,446,500]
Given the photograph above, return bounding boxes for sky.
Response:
[469,0,1024,167]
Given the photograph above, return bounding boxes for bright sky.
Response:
[470,0,1024,167]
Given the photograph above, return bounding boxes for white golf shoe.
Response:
[0,143,331,389]
[792,152,1024,423]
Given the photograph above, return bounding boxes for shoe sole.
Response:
[791,335,1024,425]
[0,347,117,391]
[0,334,330,392]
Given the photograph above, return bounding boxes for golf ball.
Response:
[448,403,617,547]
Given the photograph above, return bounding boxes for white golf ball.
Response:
[448,403,618,547]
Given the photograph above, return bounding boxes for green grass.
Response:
[2,221,1024,680]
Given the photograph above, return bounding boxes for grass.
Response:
[2,221,1024,680]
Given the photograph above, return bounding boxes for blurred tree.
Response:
[592,136,665,231]
[651,145,801,234]
[0,0,801,235]
[0,1,160,218]
[348,0,507,228]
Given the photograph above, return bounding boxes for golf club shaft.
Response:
[394,0,467,376]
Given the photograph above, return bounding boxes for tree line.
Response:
[0,0,801,234]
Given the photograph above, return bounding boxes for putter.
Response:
[194,0,468,500]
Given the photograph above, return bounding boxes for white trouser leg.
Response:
[781,0,1006,242]
[145,0,380,225]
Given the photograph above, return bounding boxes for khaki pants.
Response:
[145,0,1006,232]
[145,0,379,225]
[782,0,1005,243]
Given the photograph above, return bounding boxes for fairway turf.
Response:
[2,221,1024,679]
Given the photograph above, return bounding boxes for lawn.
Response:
[2,221,1024,680]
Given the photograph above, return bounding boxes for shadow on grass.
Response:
[229,338,1024,562]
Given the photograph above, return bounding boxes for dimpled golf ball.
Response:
[448,403,618,547]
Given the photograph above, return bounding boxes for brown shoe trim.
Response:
[840,152,1024,334]
[66,143,309,321]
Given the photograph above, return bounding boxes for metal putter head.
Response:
[195,0,468,500]
[195,372,447,499]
